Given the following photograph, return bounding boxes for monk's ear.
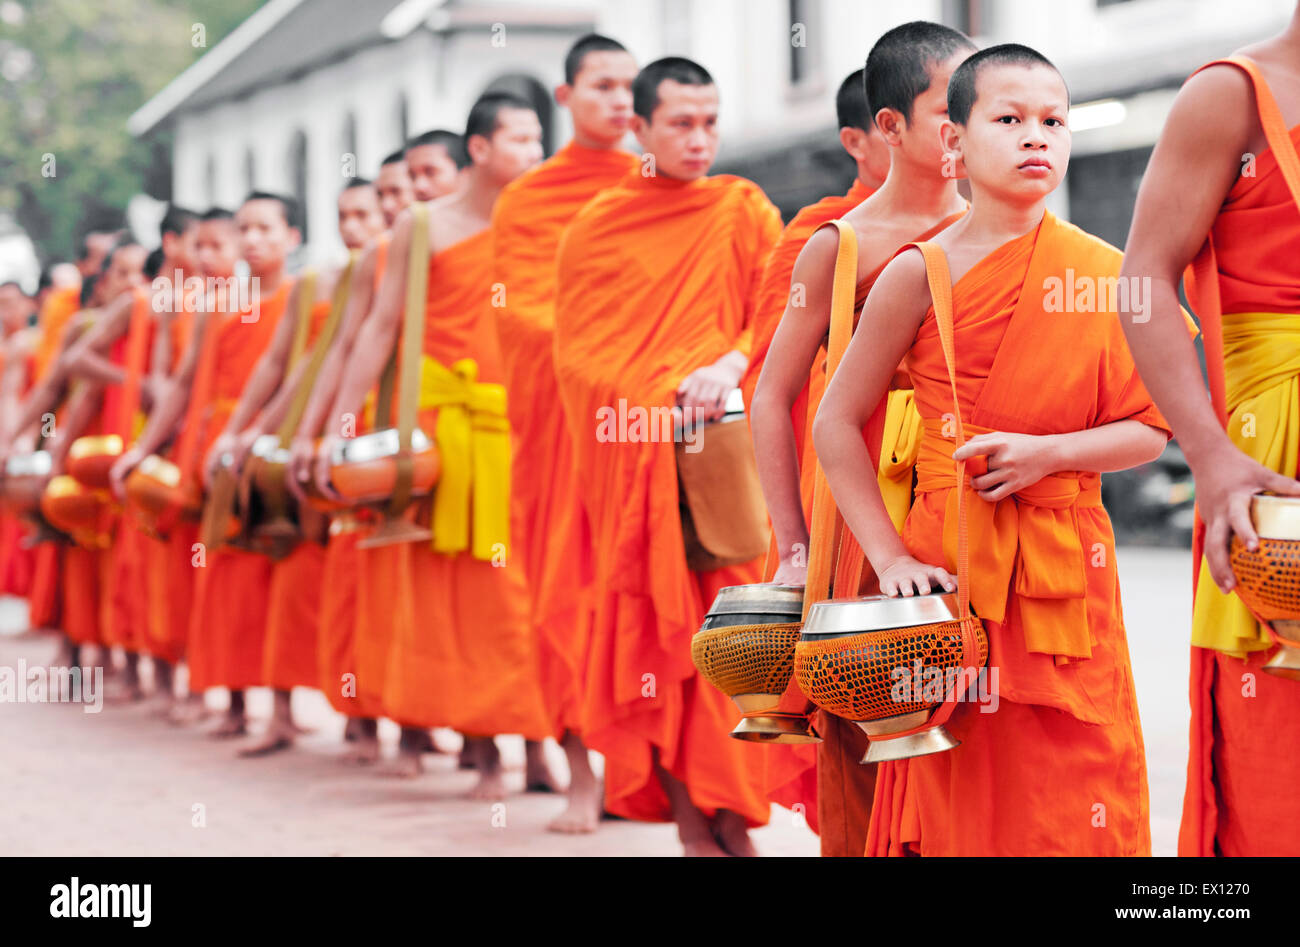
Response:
[839,126,868,162]
[466,133,490,166]
[939,120,962,159]
[874,107,905,147]
[554,83,571,108]
[629,113,650,149]
[286,227,302,251]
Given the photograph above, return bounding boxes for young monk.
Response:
[112,195,298,740]
[490,32,638,830]
[1116,6,1300,856]
[553,58,782,856]
[0,283,38,599]
[749,22,973,857]
[814,44,1188,856]
[286,154,414,764]
[31,226,121,381]
[738,66,890,411]
[295,143,462,774]
[56,206,199,707]
[317,91,549,799]
[110,208,237,723]
[205,181,384,755]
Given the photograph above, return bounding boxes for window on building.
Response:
[288,130,308,242]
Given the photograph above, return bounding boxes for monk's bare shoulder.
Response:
[788,227,840,289]
[1163,63,1258,160]
[866,247,931,332]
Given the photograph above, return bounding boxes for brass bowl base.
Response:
[730,713,822,744]
[1263,641,1300,681]
[860,724,960,763]
[358,516,433,549]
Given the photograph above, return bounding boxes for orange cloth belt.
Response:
[916,417,1103,661]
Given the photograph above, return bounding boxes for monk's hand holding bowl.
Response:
[675,350,747,423]
[313,433,345,504]
[109,446,145,502]
[953,431,1058,503]
[1190,445,1300,595]
[771,553,807,589]
[203,431,239,485]
[878,554,957,598]
[229,425,262,474]
[284,435,315,503]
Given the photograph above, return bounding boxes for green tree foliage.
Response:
[0,0,263,263]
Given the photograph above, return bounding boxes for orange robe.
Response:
[378,230,550,738]
[327,236,389,718]
[743,205,962,854]
[0,334,36,597]
[490,141,639,738]
[143,310,199,666]
[32,286,80,381]
[187,280,292,692]
[1179,60,1300,857]
[261,296,333,692]
[864,212,1168,856]
[99,289,152,654]
[553,171,783,823]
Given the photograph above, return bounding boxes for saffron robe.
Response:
[262,296,334,692]
[1179,57,1300,857]
[864,212,1175,856]
[378,230,550,738]
[553,171,783,823]
[187,281,292,692]
[490,140,639,738]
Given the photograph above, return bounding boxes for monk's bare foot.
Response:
[168,696,212,726]
[457,744,475,770]
[464,738,506,801]
[343,717,363,742]
[524,740,563,794]
[209,713,247,739]
[547,781,602,834]
[340,735,381,765]
[101,679,146,705]
[682,836,731,857]
[711,809,758,857]
[376,749,423,778]
[238,721,294,758]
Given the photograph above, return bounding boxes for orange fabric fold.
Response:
[553,171,783,823]
[262,541,326,691]
[866,212,1167,856]
[379,231,550,738]
[491,141,639,739]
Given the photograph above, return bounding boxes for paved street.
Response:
[0,545,1193,856]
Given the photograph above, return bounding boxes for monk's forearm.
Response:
[750,385,810,560]
[258,359,310,436]
[329,314,398,433]
[222,357,284,437]
[1044,419,1167,474]
[12,376,64,442]
[813,412,910,573]
[1118,271,1232,467]
[48,386,101,465]
[131,381,190,459]
[67,350,126,388]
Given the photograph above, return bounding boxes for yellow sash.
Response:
[417,355,511,561]
[1191,311,1300,655]
[878,388,923,530]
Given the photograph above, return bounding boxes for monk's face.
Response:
[195,221,239,279]
[946,64,1070,203]
[886,52,969,179]
[560,50,637,147]
[632,80,719,181]
[375,161,414,227]
[96,244,146,302]
[337,186,385,250]
[472,107,544,187]
[161,222,198,275]
[237,199,300,277]
[405,144,461,202]
[80,231,118,277]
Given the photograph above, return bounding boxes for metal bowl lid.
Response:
[1251,492,1300,540]
[333,427,432,465]
[706,583,805,616]
[802,592,962,637]
[5,451,52,477]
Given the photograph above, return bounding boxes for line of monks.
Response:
[0,13,1298,856]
